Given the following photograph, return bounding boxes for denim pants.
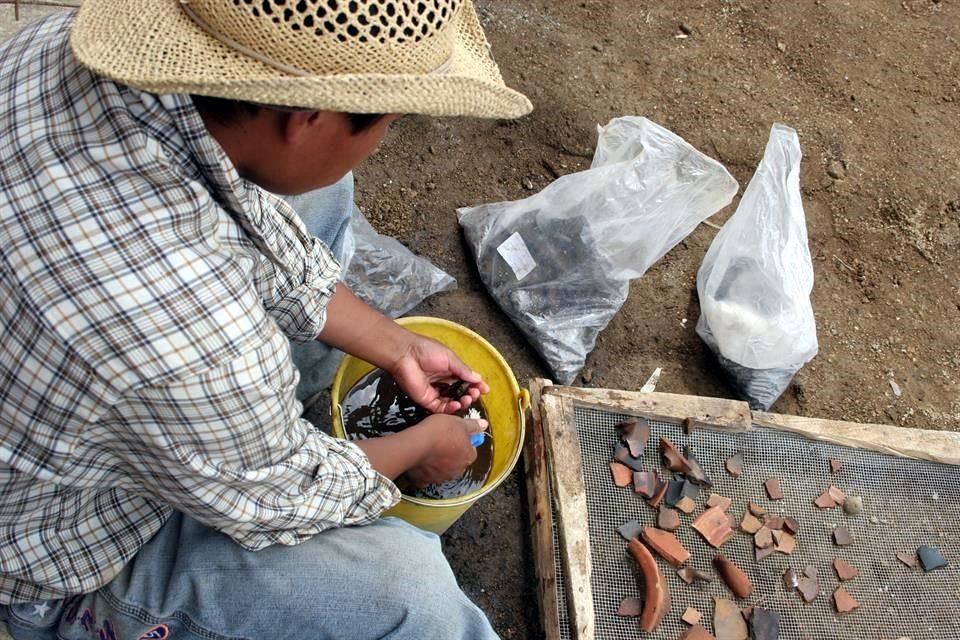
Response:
[0,513,498,640]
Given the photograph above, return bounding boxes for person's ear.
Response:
[281,110,339,146]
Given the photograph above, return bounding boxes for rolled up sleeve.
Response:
[115,328,400,549]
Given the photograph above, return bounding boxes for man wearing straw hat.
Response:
[0,1,531,638]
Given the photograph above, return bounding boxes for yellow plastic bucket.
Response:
[330,316,529,534]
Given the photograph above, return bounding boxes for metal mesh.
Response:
[548,405,960,639]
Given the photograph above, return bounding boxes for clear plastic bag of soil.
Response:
[458,117,738,384]
[343,205,456,318]
[696,124,818,410]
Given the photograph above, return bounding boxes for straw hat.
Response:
[70,0,532,119]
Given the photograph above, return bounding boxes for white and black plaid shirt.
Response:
[0,13,398,604]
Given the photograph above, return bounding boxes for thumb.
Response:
[464,418,488,435]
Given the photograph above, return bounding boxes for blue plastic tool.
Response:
[469,432,486,447]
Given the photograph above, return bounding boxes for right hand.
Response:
[403,414,488,488]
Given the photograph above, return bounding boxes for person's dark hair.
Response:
[190,95,384,134]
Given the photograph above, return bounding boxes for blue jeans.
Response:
[284,174,354,405]
[0,513,498,640]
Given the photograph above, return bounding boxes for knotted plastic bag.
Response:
[459,117,738,384]
[696,124,818,410]
[344,206,456,318]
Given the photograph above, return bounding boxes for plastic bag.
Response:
[459,117,738,384]
[696,124,818,410]
[343,205,457,318]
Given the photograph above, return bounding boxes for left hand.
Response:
[390,334,490,414]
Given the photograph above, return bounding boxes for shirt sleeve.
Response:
[246,187,342,342]
[111,327,400,550]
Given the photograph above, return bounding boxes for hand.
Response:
[403,414,489,488]
[390,333,491,414]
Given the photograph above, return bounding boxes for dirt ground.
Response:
[352,1,959,637]
[2,2,958,638]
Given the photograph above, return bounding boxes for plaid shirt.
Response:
[0,13,399,604]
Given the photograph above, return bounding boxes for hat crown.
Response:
[182,0,461,76]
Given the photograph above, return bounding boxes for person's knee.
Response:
[338,520,496,639]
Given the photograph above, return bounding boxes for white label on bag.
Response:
[497,231,537,281]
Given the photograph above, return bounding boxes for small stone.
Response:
[677,566,713,585]
[676,496,698,514]
[783,568,799,590]
[581,368,593,383]
[707,493,733,511]
[714,555,753,599]
[755,545,776,562]
[797,576,819,603]
[591,43,603,52]
[617,519,643,541]
[869,515,879,524]
[740,512,763,535]
[833,526,853,546]
[828,486,846,504]
[918,545,948,571]
[658,505,682,531]
[833,587,859,614]
[725,452,744,477]
[665,477,686,507]
[616,597,643,617]
[693,506,736,548]
[896,551,918,568]
[783,516,800,534]
[684,447,713,486]
[521,177,535,190]
[646,480,668,509]
[633,470,658,498]
[749,608,781,640]
[775,40,786,52]
[815,491,838,509]
[764,477,784,500]
[679,22,693,35]
[827,160,846,180]
[774,530,796,555]
[660,437,692,473]
[642,526,690,567]
[425,181,437,191]
[680,624,717,640]
[804,565,818,579]
[754,527,774,549]
[844,496,864,515]
[748,502,766,517]
[713,597,748,640]
[830,458,843,473]
[682,607,703,625]
[617,419,651,458]
[613,444,644,472]
[609,462,633,487]
[834,558,859,580]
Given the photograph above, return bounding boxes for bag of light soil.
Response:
[696,124,819,410]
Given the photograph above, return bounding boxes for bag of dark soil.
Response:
[459,117,738,384]
[696,124,819,410]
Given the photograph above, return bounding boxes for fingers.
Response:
[464,418,489,434]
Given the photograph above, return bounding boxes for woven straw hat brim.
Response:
[70,0,532,119]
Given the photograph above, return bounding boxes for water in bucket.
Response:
[340,368,494,499]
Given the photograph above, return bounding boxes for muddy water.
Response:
[340,368,493,499]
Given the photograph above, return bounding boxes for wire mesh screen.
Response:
[548,405,960,639]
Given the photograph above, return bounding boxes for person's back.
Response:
[0,2,530,638]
